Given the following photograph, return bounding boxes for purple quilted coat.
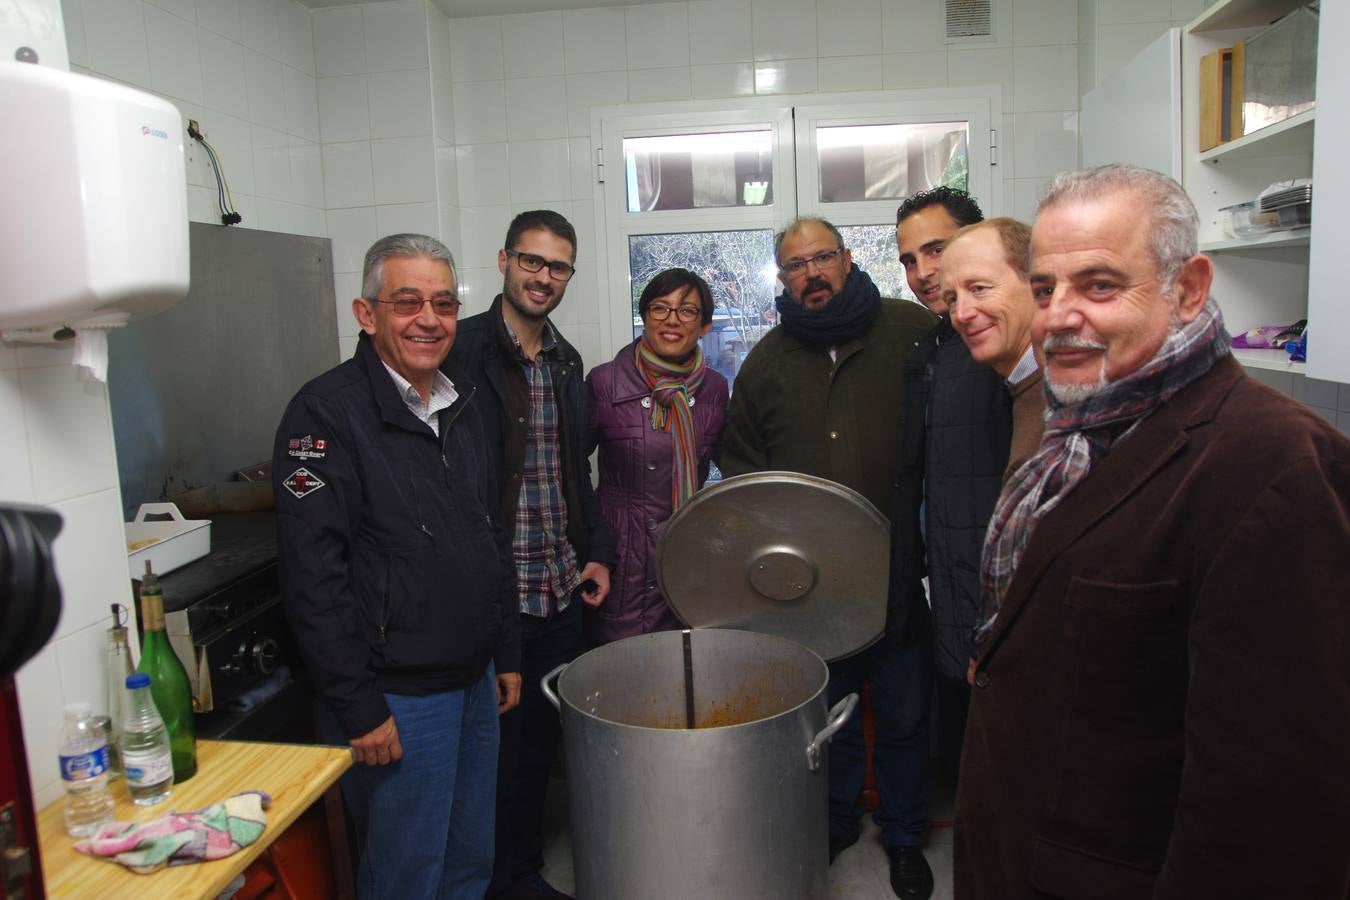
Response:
[584,340,729,645]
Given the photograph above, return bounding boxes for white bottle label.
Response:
[122,748,172,787]
[60,746,109,781]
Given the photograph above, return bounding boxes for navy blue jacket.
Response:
[273,333,520,739]
[450,297,616,571]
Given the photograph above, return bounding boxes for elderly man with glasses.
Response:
[451,209,616,900]
[721,216,938,899]
[274,233,521,899]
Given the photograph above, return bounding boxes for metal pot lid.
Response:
[656,471,889,662]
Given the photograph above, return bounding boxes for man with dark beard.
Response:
[451,210,616,900]
[721,217,938,899]
[955,165,1350,898]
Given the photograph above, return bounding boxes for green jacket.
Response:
[721,299,936,517]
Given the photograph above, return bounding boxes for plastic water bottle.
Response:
[59,701,115,837]
[121,673,174,806]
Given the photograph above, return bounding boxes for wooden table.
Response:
[37,739,352,899]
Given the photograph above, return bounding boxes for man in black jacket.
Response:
[274,233,520,899]
[893,189,1013,796]
[451,210,616,900]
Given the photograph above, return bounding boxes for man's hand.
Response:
[967,657,977,687]
[578,561,611,608]
[350,715,402,766]
[497,671,522,714]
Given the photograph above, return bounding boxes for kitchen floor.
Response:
[537,768,958,899]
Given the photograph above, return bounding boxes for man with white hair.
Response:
[954,165,1350,898]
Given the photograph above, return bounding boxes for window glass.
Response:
[817,122,969,202]
[623,131,775,212]
[837,224,916,303]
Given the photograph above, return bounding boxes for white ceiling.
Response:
[300,0,679,18]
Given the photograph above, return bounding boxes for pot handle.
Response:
[806,693,858,772]
[541,663,568,712]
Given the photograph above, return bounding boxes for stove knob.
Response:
[250,637,280,675]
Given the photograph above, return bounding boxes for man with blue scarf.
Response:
[721,217,938,899]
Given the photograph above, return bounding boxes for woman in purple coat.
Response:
[585,268,730,645]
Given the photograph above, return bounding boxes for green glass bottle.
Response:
[136,561,197,782]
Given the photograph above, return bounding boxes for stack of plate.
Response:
[1258,180,1313,228]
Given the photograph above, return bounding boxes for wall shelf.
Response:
[1189,0,1309,33]
[1231,347,1305,373]
[1201,231,1310,252]
[1198,109,1315,162]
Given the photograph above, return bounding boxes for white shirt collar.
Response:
[1007,345,1039,386]
[381,362,458,435]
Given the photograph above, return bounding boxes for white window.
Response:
[593,88,1000,378]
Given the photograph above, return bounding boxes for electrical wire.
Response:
[186,123,242,225]
[200,137,237,213]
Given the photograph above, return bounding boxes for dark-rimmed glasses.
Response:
[780,247,846,277]
[506,249,576,281]
[646,302,702,323]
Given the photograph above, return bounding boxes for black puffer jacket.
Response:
[891,318,1012,680]
[274,333,519,739]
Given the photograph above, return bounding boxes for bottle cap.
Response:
[64,701,92,719]
[142,560,159,591]
[126,673,151,689]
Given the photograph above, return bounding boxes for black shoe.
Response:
[504,873,574,900]
[828,830,859,864]
[886,846,934,899]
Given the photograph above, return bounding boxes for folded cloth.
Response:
[75,790,272,874]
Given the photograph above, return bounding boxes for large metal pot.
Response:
[543,628,856,900]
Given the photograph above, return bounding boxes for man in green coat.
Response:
[721,217,937,899]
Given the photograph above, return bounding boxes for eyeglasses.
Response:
[506,249,576,281]
[647,302,702,324]
[369,295,461,317]
[780,247,846,277]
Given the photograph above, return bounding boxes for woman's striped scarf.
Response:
[975,296,1231,647]
[635,336,707,509]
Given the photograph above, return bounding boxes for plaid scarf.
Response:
[974,296,1231,646]
[635,336,707,508]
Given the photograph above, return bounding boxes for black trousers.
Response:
[490,596,582,893]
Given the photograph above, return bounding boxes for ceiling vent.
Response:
[945,0,993,43]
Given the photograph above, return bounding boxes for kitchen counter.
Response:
[37,739,351,898]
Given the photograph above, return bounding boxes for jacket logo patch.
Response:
[287,433,328,460]
[282,467,326,499]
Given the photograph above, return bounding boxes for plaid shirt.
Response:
[505,319,581,617]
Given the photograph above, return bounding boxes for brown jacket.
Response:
[956,357,1350,900]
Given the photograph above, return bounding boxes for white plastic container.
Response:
[125,503,211,579]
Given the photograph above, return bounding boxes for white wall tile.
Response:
[563,7,627,74]
[50,489,128,640]
[688,0,752,65]
[1012,110,1078,177]
[338,334,360,360]
[626,4,690,70]
[55,623,117,743]
[279,0,315,75]
[459,205,515,272]
[284,66,320,142]
[252,126,292,200]
[433,76,456,144]
[1100,0,1172,25]
[1302,377,1340,410]
[371,136,436,205]
[509,139,571,204]
[883,51,948,89]
[568,201,596,262]
[453,80,507,145]
[1011,177,1050,220]
[569,136,595,200]
[318,74,371,143]
[0,338,17,372]
[500,11,565,78]
[455,265,503,313]
[948,46,1014,106]
[818,0,882,57]
[327,206,378,272]
[15,643,64,806]
[20,367,116,505]
[1012,44,1078,112]
[187,184,221,224]
[882,0,945,52]
[369,68,434,139]
[436,140,459,207]
[1338,383,1350,412]
[566,72,628,137]
[314,6,366,77]
[1013,0,1078,46]
[290,140,324,207]
[143,5,203,104]
[449,15,504,82]
[334,271,363,318]
[1171,0,1203,22]
[196,0,242,41]
[628,66,693,102]
[199,30,250,119]
[818,55,884,92]
[15,342,74,370]
[505,76,568,141]
[322,141,375,208]
[754,59,816,94]
[691,62,756,98]
[62,0,89,68]
[240,0,280,60]
[1097,22,1169,81]
[146,0,197,22]
[567,323,603,370]
[0,371,33,503]
[244,49,287,131]
[429,7,452,86]
[752,0,816,61]
[84,0,150,86]
[364,0,428,73]
[375,201,440,238]
[440,204,461,256]
[456,143,511,206]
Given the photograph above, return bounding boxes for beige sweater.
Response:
[1003,368,1046,484]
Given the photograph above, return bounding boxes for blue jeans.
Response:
[320,665,500,900]
[828,639,931,848]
